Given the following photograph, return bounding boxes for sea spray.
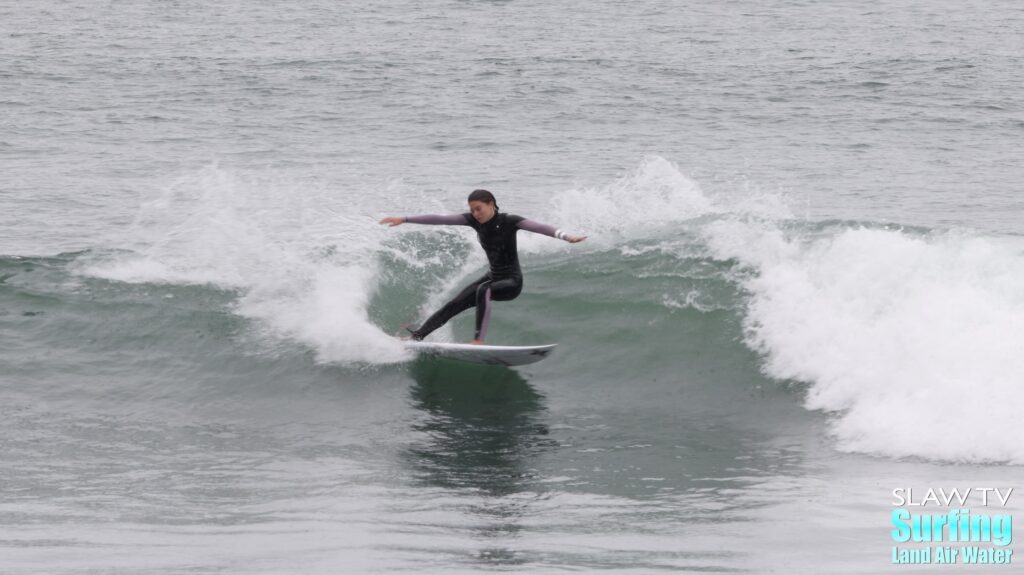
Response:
[81,166,412,364]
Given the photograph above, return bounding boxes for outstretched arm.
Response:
[516,218,587,243]
[379,214,469,227]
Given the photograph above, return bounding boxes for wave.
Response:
[10,157,1022,464]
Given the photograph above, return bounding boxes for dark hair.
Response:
[467,189,499,210]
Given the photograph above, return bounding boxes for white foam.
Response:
[705,220,1024,463]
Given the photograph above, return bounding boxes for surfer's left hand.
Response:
[566,235,587,243]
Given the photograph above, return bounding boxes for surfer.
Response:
[379,189,586,344]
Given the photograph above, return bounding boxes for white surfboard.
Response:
[404,341,557,366]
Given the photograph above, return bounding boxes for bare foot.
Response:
[470,339,483,345]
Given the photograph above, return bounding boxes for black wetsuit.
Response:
[404,211,567,341]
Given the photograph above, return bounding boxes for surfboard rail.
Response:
[403,341,557,366]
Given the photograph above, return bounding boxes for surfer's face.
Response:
[469,200,496,223]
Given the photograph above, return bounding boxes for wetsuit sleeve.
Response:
[516,218,572,241]
[403,214,471,225]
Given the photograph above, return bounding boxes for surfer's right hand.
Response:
[379,217,404,226]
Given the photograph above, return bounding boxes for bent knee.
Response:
[475,284,492,300]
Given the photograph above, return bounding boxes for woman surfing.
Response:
[379,189,586,345]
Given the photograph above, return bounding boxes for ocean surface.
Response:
[2,0,1023,573]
